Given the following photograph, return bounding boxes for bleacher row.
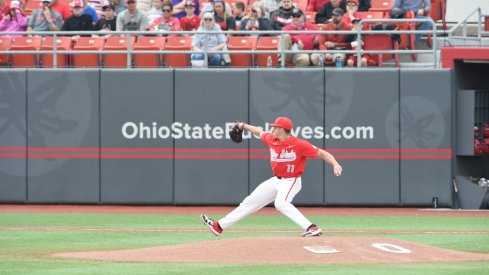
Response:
[0,0,447,68]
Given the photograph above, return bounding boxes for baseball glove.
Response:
[229,122,243,143]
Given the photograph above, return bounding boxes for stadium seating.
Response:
[295,0,308,12]
[363,33,400,67]
[24,0,42,16]
[72,37,105,68]
[164,36,192,68]
[134,36,166,68]
[304,12,316,23]
[368,0,393,18]
[40,36,73,68]
[227,36,257,67]
[11,36,43,68]
[103,36,136,68]
[255,36,280,67]
[430,0,447,30]
[0,36,12,66]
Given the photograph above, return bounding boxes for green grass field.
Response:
[0,212,488,274]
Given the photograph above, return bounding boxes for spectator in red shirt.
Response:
[318,8,351,65]
[307,0,329,12]
[150,1,181,35]
[179,0,200,34]
[280,8,322,67]
[52,0,73,20]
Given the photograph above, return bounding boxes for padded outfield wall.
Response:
[0,69,452,207]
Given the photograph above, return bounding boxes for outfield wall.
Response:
[0,69,453,207]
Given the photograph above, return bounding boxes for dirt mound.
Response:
[54,236,489,264]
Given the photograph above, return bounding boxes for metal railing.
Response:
[447,7,489,44]
[0,11,481,69]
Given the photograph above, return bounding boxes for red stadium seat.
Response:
[255,36,279,67]
[304,12,316,23]
[103,36,136,68]
[11,36,43,68]
[0,36,12,66]
[134,36,166,68]
[227,36,257,67]
[24,0,42,16]
[430,0,447,30]
[368,0,393,18]
[165,36,192,68]
[363,33,400,67]
[40,36,73,68]
[72,37,105,68]
[295,0,308,12]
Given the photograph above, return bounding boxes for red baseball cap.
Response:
[347,0,359,4]
[270,117,293,131]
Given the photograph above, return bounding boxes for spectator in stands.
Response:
[213,0,235,33]
[116,0,149,31]
[95,1,117,31]
[318,8,351,65]
[52,0,73,20]
[315,0,345,23]
[358,0,370,11]
[62,0,94,39]
[27,0,62,33]
[201,0,231,17]
[111,0,126,14]
[146,0,163,26]
[307,0,329,13]
[279,8,321,67]
[136,0,151,12]
[82,0,99,22]
[88,0,104,19]
[232,1,245,26]
[0,0,27,37]
[270,0,296,30]
[343,0,364,25]
[180,1,200,34]
[149,1,180,34]
[392,0,431,40]
[239,1,271,35]
[262,0,282,14]
[342,18,368,67]
[191,11,227,67]
[172,0,199,19]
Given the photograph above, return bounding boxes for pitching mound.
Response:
[54,236,489,264]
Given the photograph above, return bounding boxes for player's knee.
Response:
[274,200,289,212]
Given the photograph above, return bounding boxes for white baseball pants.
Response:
[218,176,313,230]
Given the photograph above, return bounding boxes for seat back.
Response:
[430,0,447,30]
[134,36,166,68]
[41,36,73,68]
[295,0,308,12]
[11,36,43,68]
[0,36,12,66]
[24,0,42,16]
[363,34,399,67]
[165,36,192,68]
[368,0,393,17]
[255,36,279,67]
[72,37,105,68]
[304,12,316,23]
[227,36,257,67]
[103,36,136,68]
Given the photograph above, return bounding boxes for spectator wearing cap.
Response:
[27,0,62,33]
[239,1,271,35]
[318,8,351,65]
[82,0,99,22]
[149,1,180,34]
[342,18,368,67]
[0,0,28,37]
[95,1,117,31]
[307,0,329,13]
[315,0,345,23]
[343,0,364,25]
[213,0,236,33]
[62,0,94,39]
[190,11,227,67]
[392,0,431,40]
[172,0,199,19]
[180,0,200,33]
[52,0,73,20]
[146,0,163,26]
[116,0,149,31]
[280,8,322,67]
[269,0,296,30]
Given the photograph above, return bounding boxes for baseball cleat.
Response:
[302,224,322,237]
[200,214,223,236]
